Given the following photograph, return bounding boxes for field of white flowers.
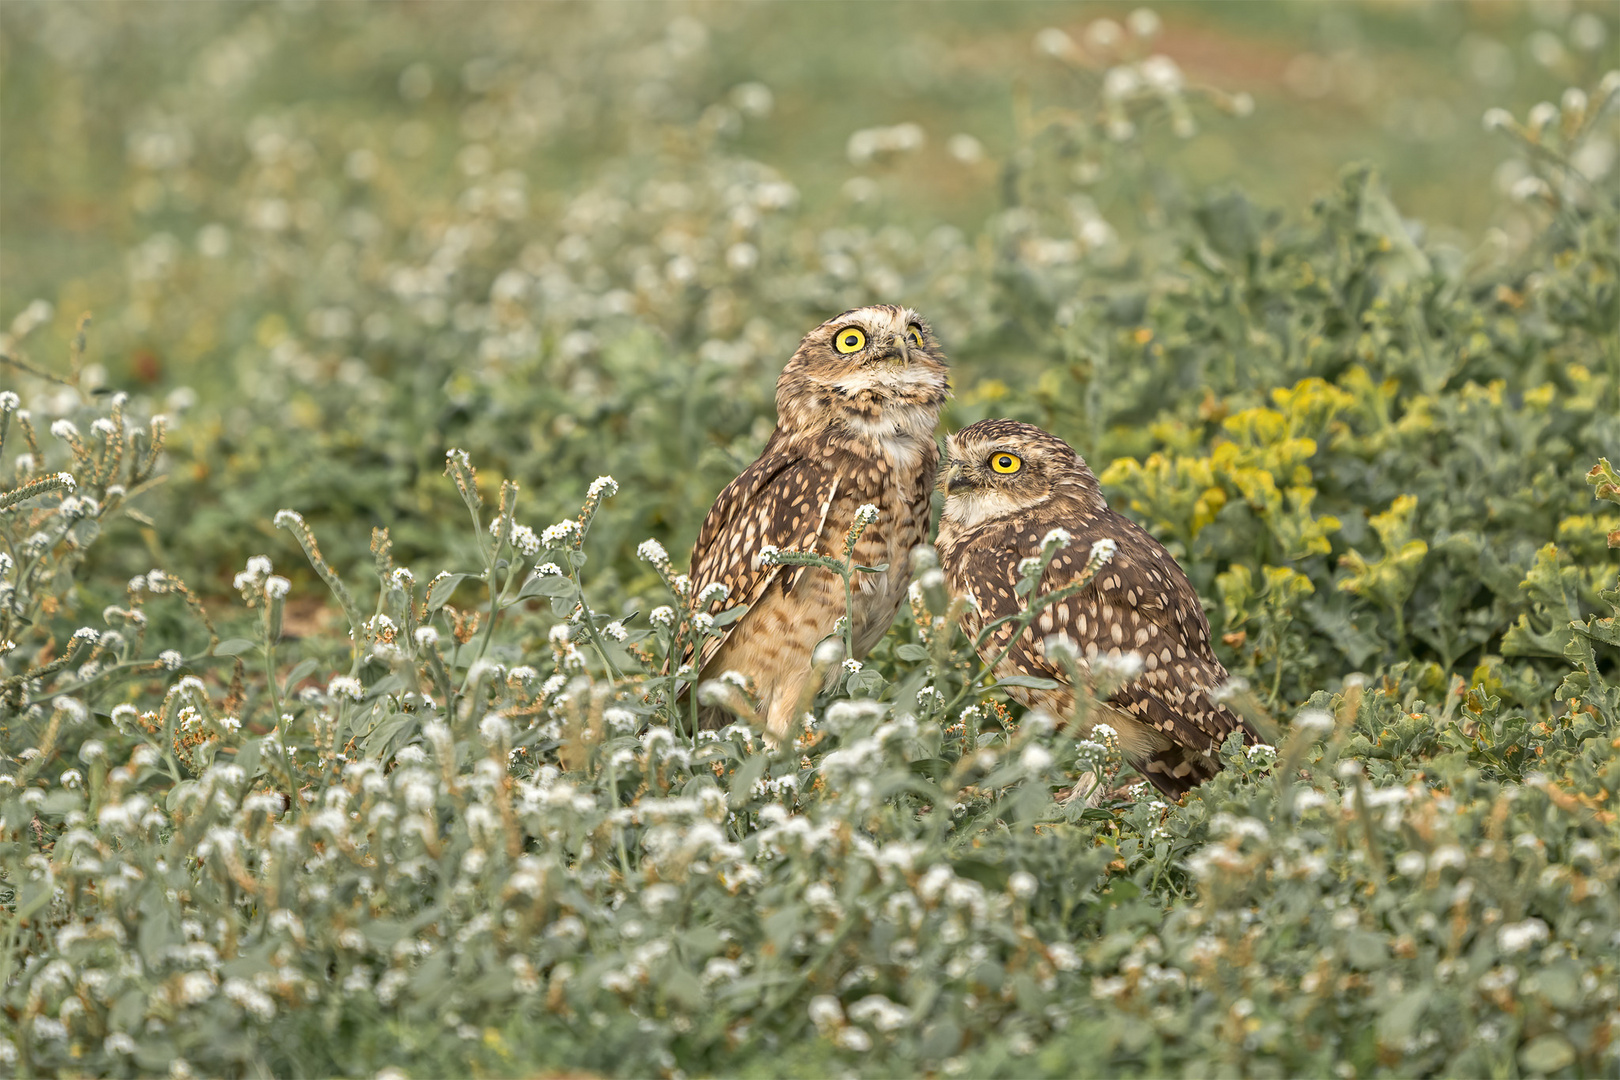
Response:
[3,3,1619,1076]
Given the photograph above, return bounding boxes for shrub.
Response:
[3,8,1619,1077]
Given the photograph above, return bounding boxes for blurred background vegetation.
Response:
[1,0,1616,687]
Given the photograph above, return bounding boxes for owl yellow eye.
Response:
[990,452,1022,474]
[906,324,924,348]
[833,327,866,354]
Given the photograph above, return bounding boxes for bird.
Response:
[934,419,1256,797]
[678,305,949,739]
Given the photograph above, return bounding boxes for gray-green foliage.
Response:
[3,7,1620,1078]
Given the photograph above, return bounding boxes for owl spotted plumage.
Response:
[680,306,949,738]
[935,419,1256,797]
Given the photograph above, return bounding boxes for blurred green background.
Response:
[0,0,1614,603]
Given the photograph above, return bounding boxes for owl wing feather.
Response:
[951,513,1254,794]
[681,435,840,673]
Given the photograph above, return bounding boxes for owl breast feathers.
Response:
[935,419,1257,797]
[679,305,949,739]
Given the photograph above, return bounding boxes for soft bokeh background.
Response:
[1,0,1615,622]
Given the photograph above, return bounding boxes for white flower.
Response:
[1093,650,1143,681]
[542,519,581,547]
[158,650,184,671]
[265,576,290,599]
[327,676,364,701]
[691,612,716,634]
[1497,919,1549,954]
[853,503,879,526]
[849,994,912,1032]
[1008,871,1038,900]
[603,621,627,641]
[50,419,80,440]
[1020,745,1053,771]
[842,658,862,674]
[0,390,17,410]
[588,475,618,499]
[534,562,562,576]
[1089,537,1118,562]
[650,606,675,628]
[1041,527,1073,550]
[479,714,512,745]
[414,626,439,649]
[508,524,541,557]
[835,1027,872,1052]
[636,538,670,566]
[697,582,729,606]
[758,543,781,564]
[273,509,303,529]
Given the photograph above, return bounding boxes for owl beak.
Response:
[880,332,910,366]
[946,462,972,493]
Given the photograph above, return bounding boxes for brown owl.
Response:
[935,419,1256,797]
[679,305,949,738]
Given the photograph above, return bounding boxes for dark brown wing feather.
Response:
[680,433,839,672]
[945,501,1256,796]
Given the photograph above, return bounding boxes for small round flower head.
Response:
[697,582,729,606]
[853,503,880,526]
[1293,709,1333,736]
[479,714,512,745]
[1020,744,1053,772]
[391,567,415,589]
[587,475,618,499]
[446,448,471,468]
[757,543,780,564]
[636,538,670,567]
[158,650,184,671]
[265,576,290,599]
[542,518,581,547]
[534,562,562,577]
[328,676,364,702]
[813,638,845,667]
[650,606,675,628]
[1040,527,1073,551]
[91,417,119,438]
[1089,537,1118,562]
[548,624,571,647]
[508,524,541,558]
[1482,107,1515,132]
[691,612,716,634]
[50,418,80,440]
[1008,870,1038,900]
[273,509,304,529]
[841,657,862,674]
[603,621,627,642]
[414,626,439,649]
[0,390,18,411]
[1094,650,1144,682]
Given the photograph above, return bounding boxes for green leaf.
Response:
[896,643,930,662]
[1518,1034,1576,1074]
[990,675,1062,691]
[425,573,474,611]
[516,574,575,601]
[213,637,260,657]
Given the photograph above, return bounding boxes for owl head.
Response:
[776,305,949,433]
[941,419,1105,529]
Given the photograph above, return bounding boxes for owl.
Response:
[679,305,949,738]
[935,419,1256,797]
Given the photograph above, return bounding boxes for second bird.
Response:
[936,419,1256,796]
[681,306,949,738]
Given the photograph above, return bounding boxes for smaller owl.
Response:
[935,420,1256,797]
[678,306,949,739]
